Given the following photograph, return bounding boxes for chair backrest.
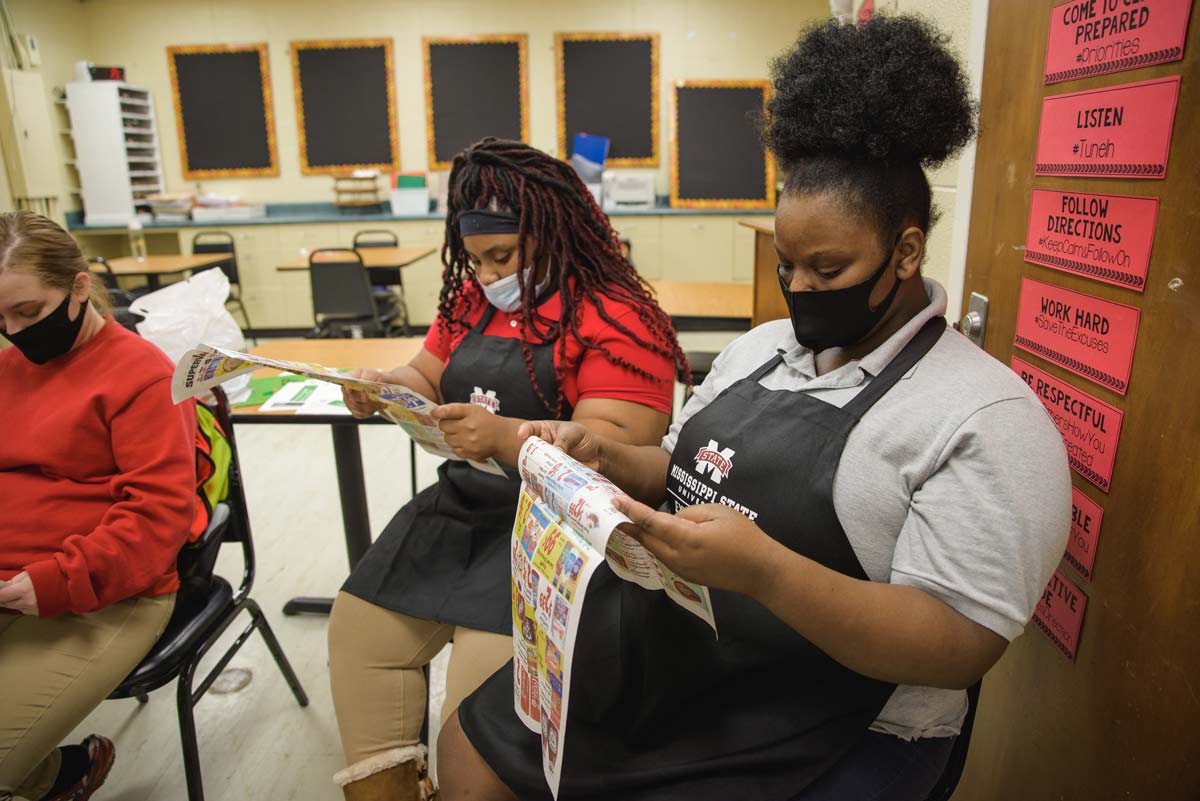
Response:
[354,230,401,287]
[88,257,138,326]
[308,248,379,321]
[191,231,239,286]
[923,680,983,801]
[352,229,398,248]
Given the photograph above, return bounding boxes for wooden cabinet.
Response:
[658,217,737,282]
[611,217,663,279]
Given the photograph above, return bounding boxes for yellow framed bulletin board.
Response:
[423,35,529,171]
[167,43,279,179]
[290,38,399,175]
[670,80,775,210]
[555,32,659,168]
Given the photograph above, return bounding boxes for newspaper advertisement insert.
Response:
[511,437,715,797]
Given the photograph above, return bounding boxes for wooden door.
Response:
[956,3,1199,799]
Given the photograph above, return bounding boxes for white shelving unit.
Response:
[65,81,165,226]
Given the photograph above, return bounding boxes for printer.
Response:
[601,171,656,212]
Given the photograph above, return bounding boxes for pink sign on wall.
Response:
[1044,0,1193,84]
[1066,487,1105,582]
[1025,189,1159,291]
[1035,76,1181,178]
[1012,357,1125,492]
[1013,278,1141,395]
[1034,569,1089,662]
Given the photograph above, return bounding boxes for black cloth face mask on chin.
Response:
[2,293,87,365]
[779,236,903,354]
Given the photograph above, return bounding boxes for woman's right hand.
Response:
[342,368,389,419]
[517,420,603,472]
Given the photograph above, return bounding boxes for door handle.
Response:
[956,292,988,348]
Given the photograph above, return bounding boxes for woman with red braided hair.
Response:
[326,138,686,801]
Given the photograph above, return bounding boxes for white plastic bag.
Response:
[132,268,250,396]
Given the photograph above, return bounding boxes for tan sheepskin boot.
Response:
[335,746,434,801]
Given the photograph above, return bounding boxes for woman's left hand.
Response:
[0,572,39,616]
[433,403,514,462]
[613,497,780,596]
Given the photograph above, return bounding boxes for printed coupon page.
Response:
[511,437,716,797]
[171,344,505,475]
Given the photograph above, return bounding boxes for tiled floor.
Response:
[65,330,739,801]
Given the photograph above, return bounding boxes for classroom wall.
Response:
[8,0,980,297]
[890,0,976,294]
[0,135,14,212]
[11,0,827,203]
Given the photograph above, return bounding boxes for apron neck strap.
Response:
[471,302,499,334]
[746,351,787,384]
[841,317,946,420]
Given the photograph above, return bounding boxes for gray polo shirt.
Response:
[663,279,1071,740]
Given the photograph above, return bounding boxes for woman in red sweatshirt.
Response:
[0,212,197,801]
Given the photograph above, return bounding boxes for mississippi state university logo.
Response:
[693,440,735,484]
[470,386,500,414]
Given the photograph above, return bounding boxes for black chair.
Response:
[353,229,410,335]
[308,248,395,338]
[88,256,141,332]
[192,232,252,333]
[923,681,983,801]
[108,386,309,801]
[680,350,718,405]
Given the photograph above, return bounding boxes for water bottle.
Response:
[127,219,147,262]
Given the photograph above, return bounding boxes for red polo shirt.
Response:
[423,283,675,414]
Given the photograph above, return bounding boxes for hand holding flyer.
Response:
[171,344,505,475]
[510,437,714,798]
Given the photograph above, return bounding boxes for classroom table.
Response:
[91,253,232,290]
[276,245,436,272]
[232,337,427,616]
[647,279,753,321]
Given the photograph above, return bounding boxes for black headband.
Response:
[458,209,520,237]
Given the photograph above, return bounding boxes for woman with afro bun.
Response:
[439,16,1071,801]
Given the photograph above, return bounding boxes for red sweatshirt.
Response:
[0,320,196,617]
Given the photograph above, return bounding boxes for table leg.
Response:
[283,422,373,616]
[146,274,162,291]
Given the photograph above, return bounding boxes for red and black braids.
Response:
[436,138,689,417]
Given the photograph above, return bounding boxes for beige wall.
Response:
[0,135,13,212]
[8,0,981,305]
[887,0,981,303]
[6,0,93,218]
[11,0,829,208]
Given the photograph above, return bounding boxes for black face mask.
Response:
[2,293,87,365]
[779,237,902,353]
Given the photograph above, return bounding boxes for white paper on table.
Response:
[257,379,320,412]
[294,381,353,415]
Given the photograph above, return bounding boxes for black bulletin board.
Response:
[424,36,528,170]
[167,44,278,178]
[556,33,658,167]
[671,81,775,209]
[291,39,398,175]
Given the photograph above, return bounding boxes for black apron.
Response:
[342,303,569,634]
[459,317,946,800]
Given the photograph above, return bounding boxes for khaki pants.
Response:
[328,591,512,780]
[0,594,175,801]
